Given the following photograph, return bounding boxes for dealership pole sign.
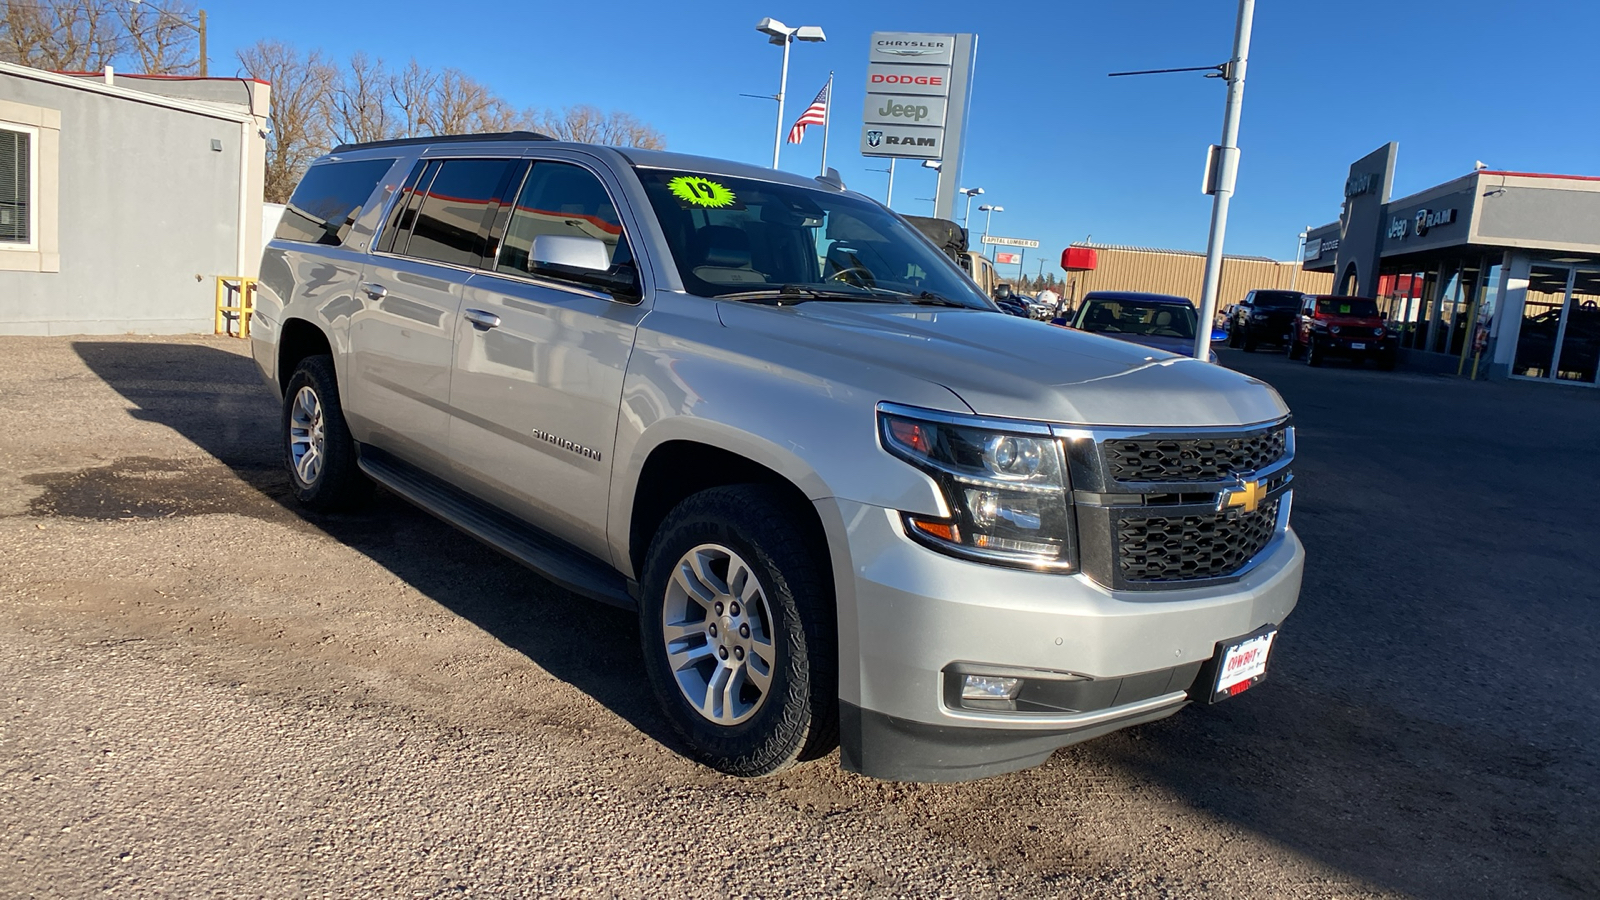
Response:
[861,31,977,220]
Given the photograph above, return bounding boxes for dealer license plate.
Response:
[1351,342,1367,350]
[1209,629,1276,703]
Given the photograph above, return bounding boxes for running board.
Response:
[357,449,635,610]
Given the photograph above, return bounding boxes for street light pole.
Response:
[1291,227,1308,290]
[979,204,1002,256]
[1192,0,1256,360]
[959,187,984,228]
[756,18,825,170]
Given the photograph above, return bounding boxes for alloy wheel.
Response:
[288,386,326,487]
[661,543,777,726]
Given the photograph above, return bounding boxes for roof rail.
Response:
[330,130,555,153]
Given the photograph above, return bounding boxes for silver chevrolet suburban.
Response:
[250,132,1303,782]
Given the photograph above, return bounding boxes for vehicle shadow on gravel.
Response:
[68,341,688,754]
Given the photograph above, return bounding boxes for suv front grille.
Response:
[1102,426,1287,483]
[1115,498,1281,584]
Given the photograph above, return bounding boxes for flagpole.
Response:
[819,71,833,176]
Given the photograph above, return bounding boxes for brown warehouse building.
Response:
[1057,243,1333,309]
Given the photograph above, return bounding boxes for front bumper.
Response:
[1316,334,1393,356]
[821,497,1304,782]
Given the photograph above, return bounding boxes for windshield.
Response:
[1316,297,1380,317]
[1075,297,1197,340]
[636,168,993,308]
[1253,291,1304,309]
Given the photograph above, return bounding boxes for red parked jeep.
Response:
[1287,294,1396,369]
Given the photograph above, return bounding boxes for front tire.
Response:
[1306,337,1324,366]
[1287,335,1305,360]
[639,485,838,777]
[281,354,371,511]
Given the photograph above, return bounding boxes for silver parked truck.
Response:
[251,133,1303,782]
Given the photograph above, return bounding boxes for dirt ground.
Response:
[1,335,1595,899]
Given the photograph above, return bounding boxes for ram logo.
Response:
[866,130,883,148]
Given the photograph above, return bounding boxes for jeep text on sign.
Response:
[863,94,949,128]
[865,63,952,98]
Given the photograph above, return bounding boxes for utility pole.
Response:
[1192,0,1255,360]
[886,159,895,207]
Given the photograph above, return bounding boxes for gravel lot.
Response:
[1,334,1596,899]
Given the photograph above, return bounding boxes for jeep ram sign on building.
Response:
[860,31,976,219]
[1302,142,1600,385]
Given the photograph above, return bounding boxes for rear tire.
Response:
[1306,337,1324,367]
[1242,329,1258,353]
[1287,335,1305,360]
[281,354,372,511]
[638,485,838,777]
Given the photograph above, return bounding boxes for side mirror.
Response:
[1211,328,1229,343]
[527,234,640,300]
[529,234,609,272]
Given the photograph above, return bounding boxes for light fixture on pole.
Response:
[756,17,826,170]
[959,187,984,228]
[130,0,207,76]
[921,159,942,214]
[978,203,1003,254]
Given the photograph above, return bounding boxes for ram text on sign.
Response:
[863,94,949,127]
[865,63,952,97]
[860,124,943,159]
[981,236,1041,248]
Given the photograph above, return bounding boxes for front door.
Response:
[448,157,649,560]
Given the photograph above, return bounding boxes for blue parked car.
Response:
[1060,291,1225,363]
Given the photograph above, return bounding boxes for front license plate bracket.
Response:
[1191,625,1278,704]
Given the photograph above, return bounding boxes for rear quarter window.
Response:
[275,158,398,246]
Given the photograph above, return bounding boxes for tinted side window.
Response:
[404,158,518,267]
[496,161,628,276]
[275,158,397,246]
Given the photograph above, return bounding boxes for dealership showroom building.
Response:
[1303,142,1600,385]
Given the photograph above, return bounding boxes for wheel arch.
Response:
[276,318,334,398]
[626,438,832,589]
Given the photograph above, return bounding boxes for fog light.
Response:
[961,675,1022,701]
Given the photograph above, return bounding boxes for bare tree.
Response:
[116,1,201,76]
[424,67,509,135]
[388,58,436,141]
[0,0,199,74]
[331,51,393,145]
[535,105,665,149]
[237,39,336,203]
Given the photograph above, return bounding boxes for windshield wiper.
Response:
[716,284,903,305]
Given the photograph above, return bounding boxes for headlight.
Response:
[1311,321,1328,332]
[878,408,1074,571]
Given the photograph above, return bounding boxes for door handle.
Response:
[360,282,388,300]
[463,308,502,330]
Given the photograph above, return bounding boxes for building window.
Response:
[0,123,37,249]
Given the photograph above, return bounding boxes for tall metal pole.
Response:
[818,71,833,176]
[771,35,791,169]
[963,193,976,228]
[885,159,895,207]
[1192,0,1255,360]
[1291,230,1306,290]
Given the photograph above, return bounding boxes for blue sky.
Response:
[214,0,1598,272]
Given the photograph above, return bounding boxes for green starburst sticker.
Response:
[667,175,736,208]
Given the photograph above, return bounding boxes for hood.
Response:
[1318,314,1385,328]
[715,301,1287,427]
[1086,330,1196,358]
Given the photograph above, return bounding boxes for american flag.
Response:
[787,80,830,144]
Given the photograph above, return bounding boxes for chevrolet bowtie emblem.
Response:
[1221,479,1267,514]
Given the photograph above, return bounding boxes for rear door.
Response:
[447,154,649,560]
[350,155,520,477]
